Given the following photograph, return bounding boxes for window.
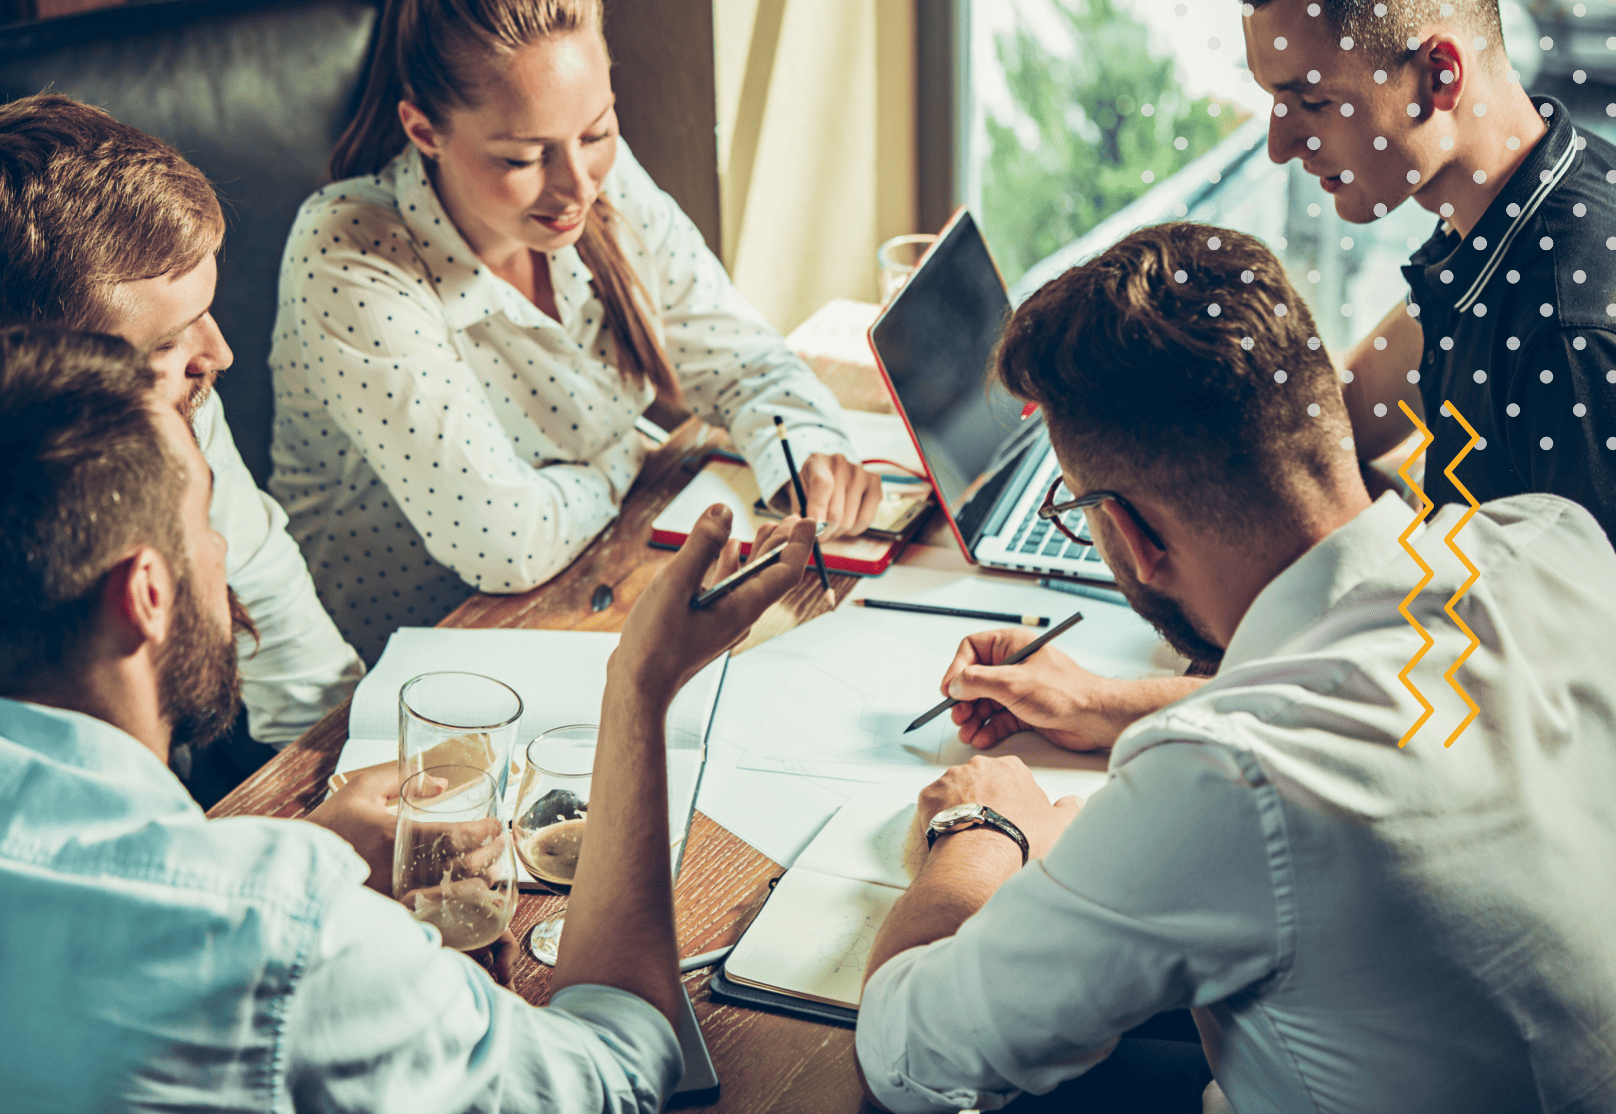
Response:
[964,0,1576,352]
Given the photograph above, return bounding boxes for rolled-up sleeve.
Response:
[604,148,856,505]
[856,742,1286,1113]
[287,886,681,1113]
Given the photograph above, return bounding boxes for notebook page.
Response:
[722,868,903,1010]
[792,787,926,890]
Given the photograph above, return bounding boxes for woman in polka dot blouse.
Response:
[269,0,880,661]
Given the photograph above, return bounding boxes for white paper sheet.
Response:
[712,571,1179,789]
[335,628,724,855]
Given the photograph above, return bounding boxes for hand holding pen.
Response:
[934,622,1133,753]
[775,416,836,607]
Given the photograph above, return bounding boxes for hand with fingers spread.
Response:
[789,452,884,540]
[611,504,815,707]
[304,762,405,894]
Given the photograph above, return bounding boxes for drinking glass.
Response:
[877,233,939,302]
[393,766,518,952]
[512,725,597,966]
[399,672,523,809]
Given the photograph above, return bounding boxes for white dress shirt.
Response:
[857,492,1616,1114]
[0,696,681,1113]
[269,142,855,661]
[197,391,364,746]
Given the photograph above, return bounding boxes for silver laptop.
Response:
[867,208,1114,584]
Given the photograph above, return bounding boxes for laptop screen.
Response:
[868,210,1027,521]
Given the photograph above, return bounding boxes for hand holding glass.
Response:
[393,766,518,952]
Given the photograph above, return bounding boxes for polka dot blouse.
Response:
[268,142,855,662]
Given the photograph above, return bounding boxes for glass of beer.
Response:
[399,673,523,809]
[512,725,597,965]
[393,766,518,952]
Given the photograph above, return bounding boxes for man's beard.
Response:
[180,371,218,422]
[1110,560,1225,671]
[157,577,244,749]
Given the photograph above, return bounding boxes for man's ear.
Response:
[1097,501,1168,586]
[1425,34,1466,115]
[398,101,444,162]
[100,547,173,655]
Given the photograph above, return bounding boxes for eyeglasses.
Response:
[1037,478,1167,553]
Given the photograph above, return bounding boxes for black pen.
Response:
[903,609,1085,733]
[775,416,835,605]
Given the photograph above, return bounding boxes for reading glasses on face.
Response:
[1037,479,1167,553]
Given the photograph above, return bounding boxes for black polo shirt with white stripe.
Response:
[1403,95,1616,540]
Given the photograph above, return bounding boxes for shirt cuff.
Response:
[549,984,684,1109]
[856,945,1013,1114]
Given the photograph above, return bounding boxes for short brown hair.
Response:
[996,222,1351,542]
[0,327,185,691]
[0,93,223,333]
[1247,0,1506,70]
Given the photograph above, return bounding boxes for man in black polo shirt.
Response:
[1246,0,1616,538]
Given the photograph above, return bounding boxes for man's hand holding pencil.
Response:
[612,505,815,709]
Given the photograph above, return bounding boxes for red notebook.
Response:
[649,415,933,576]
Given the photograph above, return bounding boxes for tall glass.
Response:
[393,766,518,952]
[399,672,523,809]
[512,725,597,966]
[877,233,939,302]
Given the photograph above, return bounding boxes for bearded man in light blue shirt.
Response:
[0,324,816,1112]
[856,223,1616,1113]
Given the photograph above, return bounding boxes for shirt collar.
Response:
[1407,95,1580,315]
[0,697,199,818]
[393,146,596,332]
[1219,493,1415,670]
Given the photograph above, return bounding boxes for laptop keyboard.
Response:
[1007,507,1107,564]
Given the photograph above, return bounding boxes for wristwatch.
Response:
[925,804,1030,865]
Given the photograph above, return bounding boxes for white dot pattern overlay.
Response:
[269,143,854,660]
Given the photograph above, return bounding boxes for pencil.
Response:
[903,608,1085,734]
[774,416,834,604]
[854,598,1049,627]
[1039,577,1129,607]
[688,544,787,609]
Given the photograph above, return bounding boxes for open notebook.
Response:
[334,628,726,871]
[649,411,934,576]
[715,787,932,1019]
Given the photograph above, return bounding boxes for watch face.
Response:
[932,803,984,830]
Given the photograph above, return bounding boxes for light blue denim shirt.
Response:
[0,698,680,1112]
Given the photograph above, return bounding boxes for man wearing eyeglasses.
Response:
[854,222,1616,1113]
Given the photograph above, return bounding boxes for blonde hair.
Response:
[332,0,681,403]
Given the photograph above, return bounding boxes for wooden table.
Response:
[208,417,875,1112]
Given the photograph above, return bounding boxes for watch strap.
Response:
[926,805,1030,865]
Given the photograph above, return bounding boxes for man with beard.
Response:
[0,94,364,801]
[854,224,1616,1113]
[0,325,817,1111]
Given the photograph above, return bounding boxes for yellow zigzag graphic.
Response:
[1391,400,1483,748]
[1438,402,1482,748]
[1394,401,1436,748]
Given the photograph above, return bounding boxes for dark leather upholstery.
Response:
[0,0,380,485]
